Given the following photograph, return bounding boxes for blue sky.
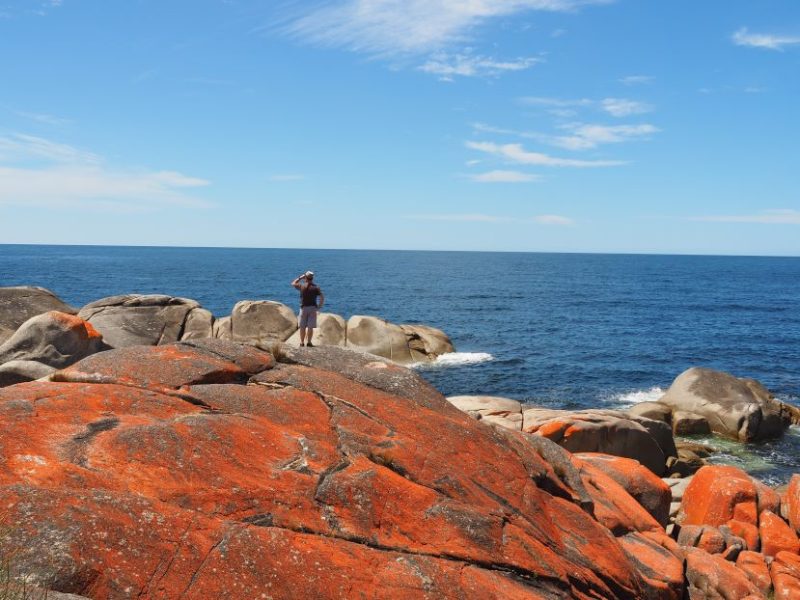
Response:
[1,0,799,254]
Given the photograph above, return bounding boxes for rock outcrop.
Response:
[2,341,685,599]
[447,397,678,476]
[0,288,455,368]
[0,311,106,386]
[657,367,798,442]
[0,286,76,345]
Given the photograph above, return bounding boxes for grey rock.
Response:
[0,359,56,386]
[672,410,711,435]
[212,315,232,340]
[0,311,108,386]
[401,324,454,362]
[626,401,671,424]
[659,367,796,441]
[0,311,107,369]
[346,315,414,363]
[78,294,200,348]
[180,307,214,341]
[0,286,75,345]
[230,300,297,345]
[285,312,346,347]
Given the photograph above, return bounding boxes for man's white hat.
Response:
[305,271,314,277]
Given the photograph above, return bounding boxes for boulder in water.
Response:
[659,367,796,442]
[401,324,455,361]
[345,315,413,363]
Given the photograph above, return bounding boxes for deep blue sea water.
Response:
[2,245,800,483]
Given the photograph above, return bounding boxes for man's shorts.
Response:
[299,306,318,329]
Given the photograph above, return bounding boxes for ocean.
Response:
[2,245,800,483]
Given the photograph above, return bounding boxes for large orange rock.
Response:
[678,465,759,527]
[0,342,672,599]
[575,452,672,526]
[684,546,763,599]
[736,551,773,597]
[618,531,685,600]
[772,551,800,600]
[521,407,675,475]
[759,510,800,557]
[571,456,662,536]
[784,474,800,533]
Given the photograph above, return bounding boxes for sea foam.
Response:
[414,352,494,369]
[608,387,665,406]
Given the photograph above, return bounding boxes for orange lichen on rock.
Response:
[1,342,678,599]
[678,465,759,527]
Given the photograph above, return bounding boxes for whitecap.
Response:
[607,386,665,406]
[413,352,494,369]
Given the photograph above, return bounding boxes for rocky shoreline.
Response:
[2,286,800,598]
[0,286,455,387]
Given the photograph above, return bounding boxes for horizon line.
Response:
[1,242,799,260]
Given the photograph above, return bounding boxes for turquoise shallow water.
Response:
[2,245,799,482]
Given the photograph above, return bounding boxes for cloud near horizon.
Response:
[689,209,800,225]
[0,133,211,210]
[468,169,541,182]
[466,140,626,167]
[732,28,800,51]
[407,212,574,225]
[473,122,659,151]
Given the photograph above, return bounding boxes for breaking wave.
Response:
[606,386,665,406]
[414,352,494,369]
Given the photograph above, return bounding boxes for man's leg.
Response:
[299,327,306,346]
[307,327,314,346]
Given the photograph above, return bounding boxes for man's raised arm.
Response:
[291,274,305,290]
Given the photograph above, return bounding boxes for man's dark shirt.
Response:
[301,283,321,308]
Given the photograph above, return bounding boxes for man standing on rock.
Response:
[291,271,324,347]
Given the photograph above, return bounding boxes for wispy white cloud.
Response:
[689,209,800,225]
[472,121,659,150]
[468,169,540,182]
[406,212,574,224]
[466,140,626,167]
[0,133,99,164]
[284,0,614,56]
[268,174,306,182]
[732,28,800,51]
[552,123,659,150]
[520,95,653,118]
[0,133,210,209]
[419,52,541,80]
[534,214,574,225]
[408,213,513,223]
[619,75,654,85]
[600,97,652,117]
[519,96,593,108]
[15,111,72,126]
